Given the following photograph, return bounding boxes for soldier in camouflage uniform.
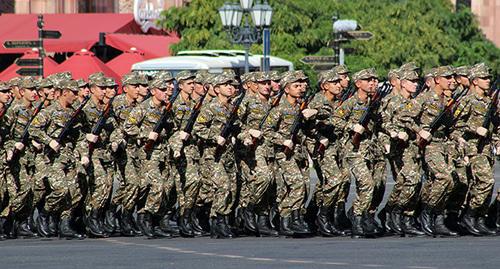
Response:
[193,73,240,238]
[4,77,41,238]
[29,80,88,239]
[456,63,497,236]
[8,77,22,106]
[332,68,382,238]
[0,82,13,240]
[263,70,314,236]
[124,76,175,238]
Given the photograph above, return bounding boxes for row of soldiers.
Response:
[0,62,499,240]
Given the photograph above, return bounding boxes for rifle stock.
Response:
[89,96,115,155]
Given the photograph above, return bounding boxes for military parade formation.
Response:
[0,62,499,241]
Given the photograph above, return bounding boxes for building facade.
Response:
[451,0,500,47]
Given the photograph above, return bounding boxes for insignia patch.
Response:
[196,115,207,123]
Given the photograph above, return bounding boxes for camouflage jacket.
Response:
[82,99,118,161]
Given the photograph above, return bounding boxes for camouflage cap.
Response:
[88,72,105,85]
[240,72,257,83]
[8,77,22,87]
[194,71,209,84]
[59,79,79,92]
[469,63,491,80]
[222,69,237,77]
[39,78,54,88]
[0,81,10,92]
[352,68,378,81]
[149,78,169,89]
[254,72,272,82]
[399,70,419,81]
[399,62,419,72]
[332,64,349,74]
[175,70,196,82]
[122,72,148,85]
[387,69,401,80]
[19,76,38,89]
[434,65,455,77]
[423,68,437,78]
[280,70,308,87]
[104,77,118,87]
[455,65,471,77]
[212,73,239,86]
[155,71,174,82]
[268,70,281,81]
[57,71,73,81]
[76,79,89,88]
[318,70,340,84]
[204,74,217,85]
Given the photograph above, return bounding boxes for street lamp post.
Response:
[219,0,273,74]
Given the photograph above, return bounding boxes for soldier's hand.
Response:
[476,126,488,137]
[248,129,262,139]
[86,133,99,143]
[463,156,470,165]
[418,130,431,141]
[384,144,391,154]
[283,139,294,149]
[14,142,25,151]
[319,138,329,147]
[81,156,90,167]
[353,124,365,134]
[495,144,500,156]
[31,140,42,151]
[49,140,60,152]
[390,131,398,139]
[173,151,181,159]
[179,131,190,141]
[302,108,318,119]
[148,131,159,141]
[111,142,119,152]
[216,136,226,146]
[243,138,253,146]
[6,150,13,162]
[397,131,409,141]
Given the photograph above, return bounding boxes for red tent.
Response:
[49,49,121,85]
[106,47,147,76]
[0,49,58,81]
[0,14,143,54]
[105,33,180,59]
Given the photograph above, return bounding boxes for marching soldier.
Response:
[0,82,13,240]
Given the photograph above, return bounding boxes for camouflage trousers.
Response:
[345,151,375,216]
[85,158,114,213]
[421,142,455,212]
[45,160,82,218]
[387,143,422,216]
[315,146,350,208]
[32,153,49,212]
[467,154,494,215]
[7,159,35,219]
[275,154,308,218]
[139,159,175,215]
[206,150,238,218]
[446,142,469,213]
[116,155,148,211]
[172,154,201,215]
[369,149,386,214]
[196,152,215,207]
[0,161,10,218]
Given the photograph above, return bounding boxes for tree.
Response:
[158,0,499,78]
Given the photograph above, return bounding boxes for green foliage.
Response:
[158,0,499,77]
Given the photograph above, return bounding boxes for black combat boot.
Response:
[434,213,458,237]
[48,214,59,237]
[102,204,117,234]
[87,210,107,238]
[334,202,351,230]
[153,226,172,238]
[0,216,7,240]
[256,214,278,237]
[160,212,180,236]
[241,206,257,233]
[119,209,135,237]
[17,218,37,238]
[290,210,310,234]
[401,215,425,236]
[36,209,51,237]
[476,216,496,236]
[388,206,403,235]
[361,213,377,236]
[59,216,84,240]
[137,213,154,237]
[460,208,482,236]
[316,206,334,237]
[351,215,365,238]
[178,209,195,237]
[418,205,434,236]
[378,206,393,234]
[190,207,208,236]
[211,214,233,239]
[279,215,293,236]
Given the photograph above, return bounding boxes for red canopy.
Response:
[105,33,180,59]
[0,14,142,54]
[106,48,147,76]
[49,49,121,85]
[0,49,58,81]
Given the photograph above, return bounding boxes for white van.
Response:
[131,49,294,77]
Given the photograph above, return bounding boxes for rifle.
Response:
[417,86,469,150]
[88,96,116,155]
[144,83,180,152]
[352,82,392,150]
[214,87,247,159]
[412,77,428,98]
[46,95,91,155]
[284,86,319,157]
[11,99,45,159]
[0,98,14,119]
[478,78,499,153]
[250,87,285,147]
[339,83,356,106]
[183,86,208,135]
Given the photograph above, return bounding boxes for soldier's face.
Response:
[124,85,139,99]
[43,87,56,100]
[436,75,454,90]
[12,86,21,99]
[339,73,350,89]
[194,82,206,96]
[91,86,106,101]
[402,79,418,93]
[166,81,175,96]
[153,88,168,102]
[180,79,195,95]
[357,77,376,94]
[271,81,280,93]
[105,87,117,98]
[21,88,38,102]
[0,91,11,103]
[474,77,491,91]
[456,75,470,87]
[216,83,236,98]
[285,82,304,99]
[258,80,271,97]
[64,89,77,104]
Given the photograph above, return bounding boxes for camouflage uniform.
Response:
[0,83,12,222]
